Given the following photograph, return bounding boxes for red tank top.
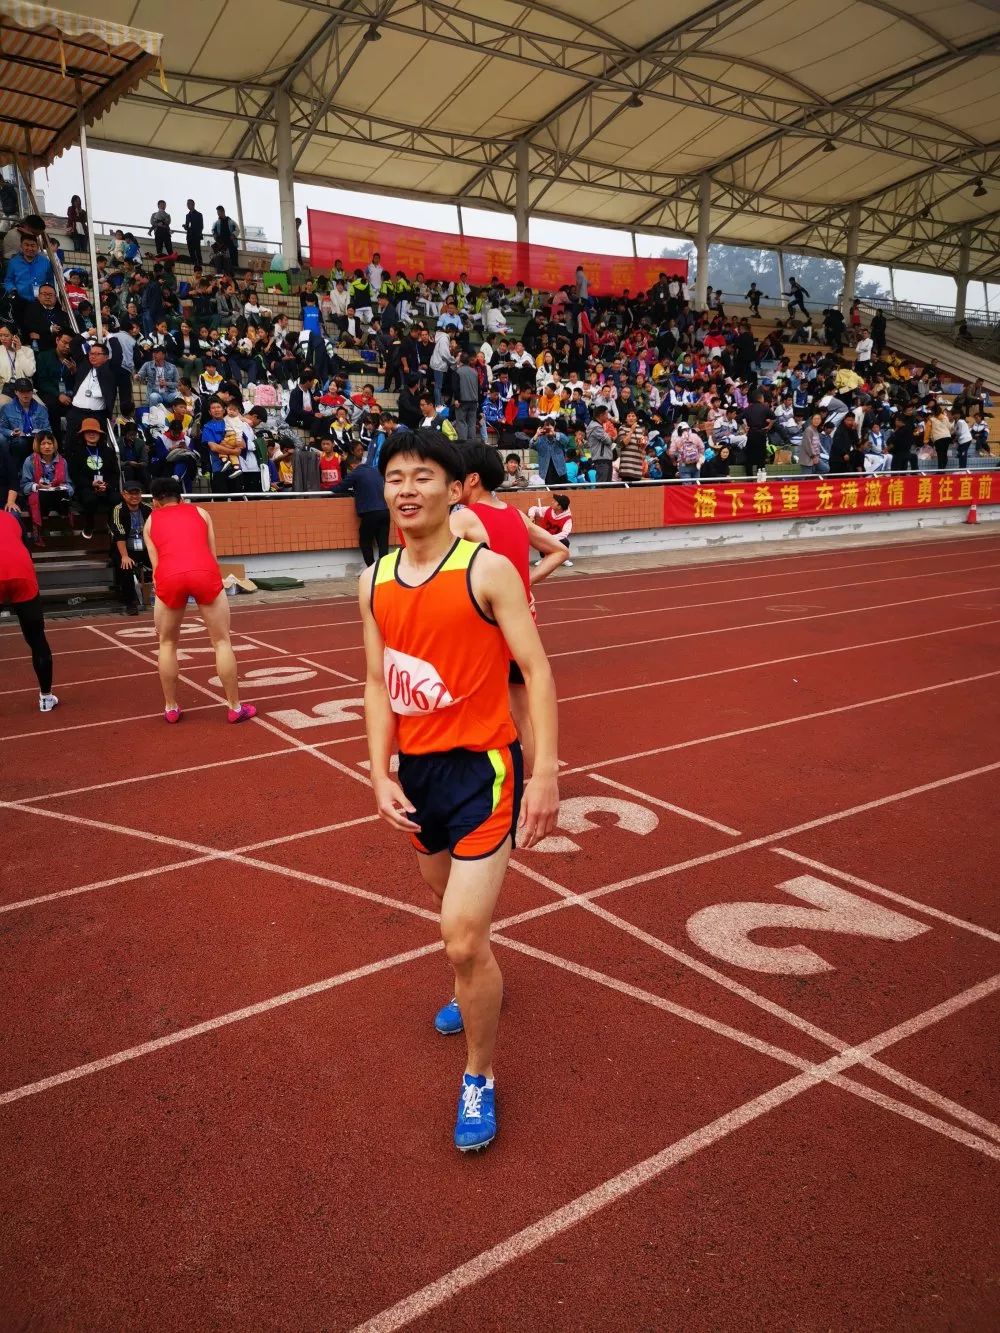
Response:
[0,511,37,589]
[149,504,218,574]
[371,538,516,755]
[469,501,530,600]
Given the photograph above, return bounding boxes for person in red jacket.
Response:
[143,477,256,725]
[0,509,57,712]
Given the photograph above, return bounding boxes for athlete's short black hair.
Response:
[151,477,182,501]
[461,443,505,491]
[378,426,466,483]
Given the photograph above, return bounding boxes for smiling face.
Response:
[382,451,461,538]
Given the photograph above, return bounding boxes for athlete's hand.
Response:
[518,772,559,849]
[373,776,421,834]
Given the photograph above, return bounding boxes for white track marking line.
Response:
[588,773,742,836]
[0,813,381,917]
[495,934,1000,1159]
[349,972,1000,1333]
[560,618,1000,704]
[546,583,1000,660]
[771,848,1000,945]
[86,625,371,788]
[0,940,445,1108]
[539,561,1000,631]
[534,538,1000,608]
[560,669,1000,776]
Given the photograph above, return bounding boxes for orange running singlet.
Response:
[371,538,516,755]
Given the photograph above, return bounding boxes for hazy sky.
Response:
[38,146,994,314]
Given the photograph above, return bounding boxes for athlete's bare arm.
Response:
[358,564,420,833]
[449,507,489,545]
[519,509,569,584]
[473,550,559,847]
[142,517,158,573]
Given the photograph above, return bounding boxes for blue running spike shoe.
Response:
[454,1074,496,1152]
[434,996,463,1035]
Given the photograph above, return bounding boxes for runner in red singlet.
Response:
[0,509,57,712]
[449,444,568,773]
[143,477,256,725]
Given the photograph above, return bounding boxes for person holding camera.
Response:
[532,420,569,485]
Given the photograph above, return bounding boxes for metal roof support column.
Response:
[631,232,638,257]
[275,89,298,270]
[889,265,896,304]
[695,174,710,308]
[514,139,529,244]
[233,171,246,250]
[842,201,860,317]
[983,281,990,318]
[955,224,971,322]
[776,249,786,303]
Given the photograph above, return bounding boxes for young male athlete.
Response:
[360,427,559,1152]
[0,509,57,713]
[143,477,256,725]
[449,443,567,777]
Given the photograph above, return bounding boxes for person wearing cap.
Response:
[63,341,133,448]
[0,379,50,468]
[67,417,120,540]
[3,231,53,304]
[108,482,152,614]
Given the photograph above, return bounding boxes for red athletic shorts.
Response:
[154,568,223,611]
[0,575,37,606]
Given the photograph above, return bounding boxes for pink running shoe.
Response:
[227,703,257,724]
[164,707,182,724]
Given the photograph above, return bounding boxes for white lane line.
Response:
[0,939,444,1108]
[547,583,1000,660]
[772,848,1000,945]
[560,618,1000,704]
[0,813,381,917]
[496,934,1000,1159]
[588,773,743,836]
[560,669,1000,776]
[86,625,371,788]
[349,972,1000,1333]
[539,562,1000,632]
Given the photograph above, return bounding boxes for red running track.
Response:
[1,528,999,1331]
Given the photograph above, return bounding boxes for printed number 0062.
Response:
[386,663,448,712]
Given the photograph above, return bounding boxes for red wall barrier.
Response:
[306,209,687,295]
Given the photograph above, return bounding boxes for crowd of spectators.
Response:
[0,204,995,595]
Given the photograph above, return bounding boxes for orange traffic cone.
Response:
[966,503,978,524]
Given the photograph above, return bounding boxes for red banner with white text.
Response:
[306,209,687,294]
[663,471,997,526]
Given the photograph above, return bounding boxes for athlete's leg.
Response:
[508,683,534,775]
[153,598,186,711]
[14,597,53,695]
[440,840,510,1079]
[417,850,450,906]
[198,590,241,709]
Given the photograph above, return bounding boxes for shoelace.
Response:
[461,1082,484,1120]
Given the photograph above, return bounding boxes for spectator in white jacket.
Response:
[429,330,456,405]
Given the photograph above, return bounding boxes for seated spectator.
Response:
[20,430,72,543]
[0,325,35,403]
[501,453,529,490]
[528,493,573,566]
[137,346,180,398]
[19,284,72,355]
[286,370,321,439]
[0,379,50,468]
[67,416,120,539]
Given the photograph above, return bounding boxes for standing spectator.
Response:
[745,282,765,315]
[329,453,390,565]
[925,404,953,471]
[454,353,480,441]
[212,206,240,270]
[430,330,456,406]
[149,200,172,256]
[854,329,874,373]
[743,392,773,480]
[140,272,166,335]
[108,481,152,614]
[784,277,809,318]
[66,195,88,251]
[585,404,614,483]
[64,342,132,447]
[67,416,120,539]
[870,308,887,356]
[184,199,204,266]
[366,252,384,298]
[617,411,646,481]
[829,414,859,474]
[669,422,705,481]
[799,410,825,475]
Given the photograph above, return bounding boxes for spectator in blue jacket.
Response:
[0,380,51,466]
[329,448,390,566]
[4,233,53,303]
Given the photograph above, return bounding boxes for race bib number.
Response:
[383,646,459,716]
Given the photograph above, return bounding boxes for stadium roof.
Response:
[30,0,1000,280]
